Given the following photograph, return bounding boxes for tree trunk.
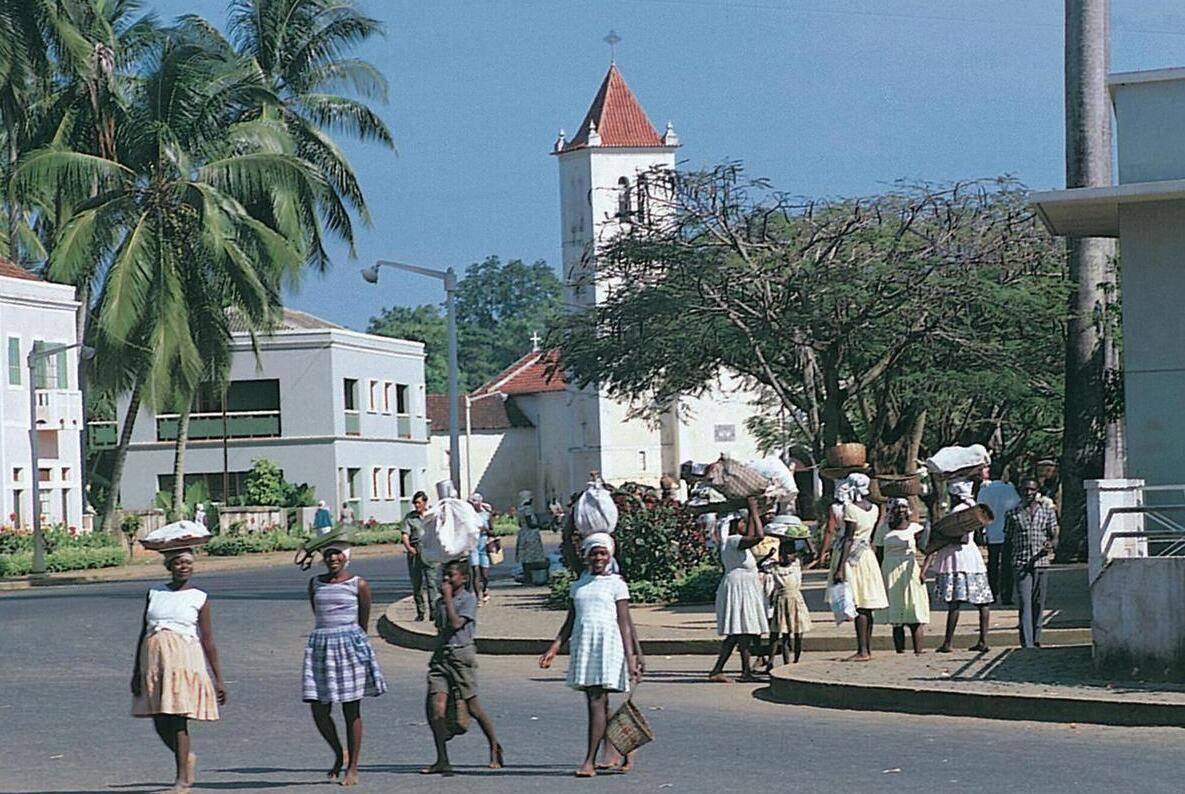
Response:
[170,403,192,519]
[76,285,90,508]
[101,380,142,534]
[6,121,20,260]
[1060,0,1116,562]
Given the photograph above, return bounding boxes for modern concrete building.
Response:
[0,260,85,529]
[1033,67,1185,677]
[114,309,429,522]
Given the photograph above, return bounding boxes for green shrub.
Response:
[490,516,518,537]
[671,563,722,603]
[0,528,123,556]
[614,506,712,583]
[629,579,674,603]
[547,569,575,609]
[0,546,124,576]
[351,529,401,546]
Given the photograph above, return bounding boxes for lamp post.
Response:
[362,260,461,491]
[28,341,95,574]
[465,391,504,495]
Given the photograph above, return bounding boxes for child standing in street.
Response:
[768,540,812,666]
[422,560,504,775]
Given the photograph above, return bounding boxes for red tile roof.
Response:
[0,259,42,282]
[564,64,668,150]
[473,349,567,396]
[426,394,534,432]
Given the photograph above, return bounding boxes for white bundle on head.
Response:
[846,472,871,498]
[574,479,618,537]
[420,497,480,563]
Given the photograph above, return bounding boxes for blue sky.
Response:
[147,0,1185,335]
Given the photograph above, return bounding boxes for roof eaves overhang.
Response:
[1030,178,1185,237]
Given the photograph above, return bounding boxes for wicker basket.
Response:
[877,474,921,497]
[606,696,655,756]
[825,443,866,468]
[931,504,994,539]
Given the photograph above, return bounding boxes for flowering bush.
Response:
[614,505,713,583]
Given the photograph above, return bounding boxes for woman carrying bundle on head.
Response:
[131,542,226,794]
[539,532,642,778]
[925,480,993,653]
[300,532,386,786]
[708,496,770,682]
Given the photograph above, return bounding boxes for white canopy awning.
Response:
[1031,178,1185,238]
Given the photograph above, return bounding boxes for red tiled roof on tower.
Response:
[563,64,669,150]
[472,349,567,396]
[0,259,42,282]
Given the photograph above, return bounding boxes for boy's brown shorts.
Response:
[427,644,478,700]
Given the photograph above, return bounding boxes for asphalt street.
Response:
[2,554,1184,793]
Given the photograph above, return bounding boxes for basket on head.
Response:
[931,504,994,540]
[877,474,921,498]
[825,443,866,468]
[605,697,655,756]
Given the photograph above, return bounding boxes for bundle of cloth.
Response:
[925,444,991,479]
[700,453,799,502]
[420,479,482,563]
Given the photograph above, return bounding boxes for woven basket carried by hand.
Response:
[877,474,921,497]
[825,443,866,468]
[606,697,655,756]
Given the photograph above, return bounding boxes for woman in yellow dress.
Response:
[831,473,889,661]
[878,498,930,654]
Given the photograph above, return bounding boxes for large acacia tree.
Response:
[554,165,1067,476]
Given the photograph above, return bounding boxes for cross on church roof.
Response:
[530,331,542,351]
[604,30,621,62]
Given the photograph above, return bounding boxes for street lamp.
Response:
[28,341,95,574]
[362,260,461,491]
[465,391,505,495]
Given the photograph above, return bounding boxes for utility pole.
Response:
[1061,0,1119,561]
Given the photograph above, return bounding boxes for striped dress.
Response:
[302,575,387,703]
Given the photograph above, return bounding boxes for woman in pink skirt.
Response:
[131,548,227,793]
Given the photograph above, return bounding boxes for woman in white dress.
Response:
[831,473,890,661]
[878,498,930,654]
[708,495,769,683]
[131,548,227,794]
[539,533,641,778]
[925,480,993,653]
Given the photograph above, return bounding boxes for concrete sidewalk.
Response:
[766,645,1185,727]
[378,566,1094,655]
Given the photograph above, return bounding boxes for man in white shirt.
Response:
[977,465,1021,605]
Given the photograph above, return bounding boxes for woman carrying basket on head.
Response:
[131,537,226,794]
[539,532,642,778]
[300,531,387,786]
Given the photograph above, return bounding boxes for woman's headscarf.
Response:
[324,542,351,562]
[833,479,855,505]
[580,532,615,558]
[948,479,974,501]
[162,548,195,569]
[846,472,871,498]
[887,497,911,528]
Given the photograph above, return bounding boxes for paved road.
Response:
[2,555,1184,793]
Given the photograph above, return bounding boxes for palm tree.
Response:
[13,36,325,529]
[181,0,393,265]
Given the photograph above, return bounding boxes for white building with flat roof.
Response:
[113,309,429,522]
[0,260,85,529]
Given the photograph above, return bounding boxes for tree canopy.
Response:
[554,164,1069,475]
[367,255,562,393]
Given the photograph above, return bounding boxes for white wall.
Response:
[0,275,83,529]
[1092,557,1185,678]
[427,427,536,511]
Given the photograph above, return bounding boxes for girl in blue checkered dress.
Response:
[301,539,386,786]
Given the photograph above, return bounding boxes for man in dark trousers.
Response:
[1003,478,1059,647]
[401,491,439,621]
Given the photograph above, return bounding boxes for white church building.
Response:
[428,64,766,507]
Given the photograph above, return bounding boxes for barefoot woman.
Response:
[301,533,387,786]
[539,533,641,777]
[831,473,889,661]
[131,547,227,793]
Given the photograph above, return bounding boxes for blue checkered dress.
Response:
[302,576,387,703]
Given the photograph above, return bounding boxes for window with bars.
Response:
[7,337,20,385]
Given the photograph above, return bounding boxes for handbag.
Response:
[605,688,655,756]
[488,546,504,565]
[827,581,857,624]
[445,687,471,739]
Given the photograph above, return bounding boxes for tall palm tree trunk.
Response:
[171,403,192,518]
[1060,0,1117,561]
[101,379,142,536]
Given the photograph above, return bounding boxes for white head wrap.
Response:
[833,480,855,505]
[580,532,615,558]
[846,472,871,498]
[948,479,974,500]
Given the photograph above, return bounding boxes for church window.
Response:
[617,177,632,219]
[638,451,647,471]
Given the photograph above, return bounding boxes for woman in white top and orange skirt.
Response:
[131,547,226,794]
[830,473,889,661]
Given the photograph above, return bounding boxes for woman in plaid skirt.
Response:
[301,534,386,786]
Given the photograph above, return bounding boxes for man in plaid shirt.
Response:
[1004,478,1059,647]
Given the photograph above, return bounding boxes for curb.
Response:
[0,543,405,591]
[377,597,1092,656]
[766,661,1185,727]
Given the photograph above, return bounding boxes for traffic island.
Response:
[766,645,1185,727]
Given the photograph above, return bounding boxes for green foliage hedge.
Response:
[490,516,519,537]
[205,528,401,557]
[547,562,723,609]
[0,546,125,576]
[0,528,122,555]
